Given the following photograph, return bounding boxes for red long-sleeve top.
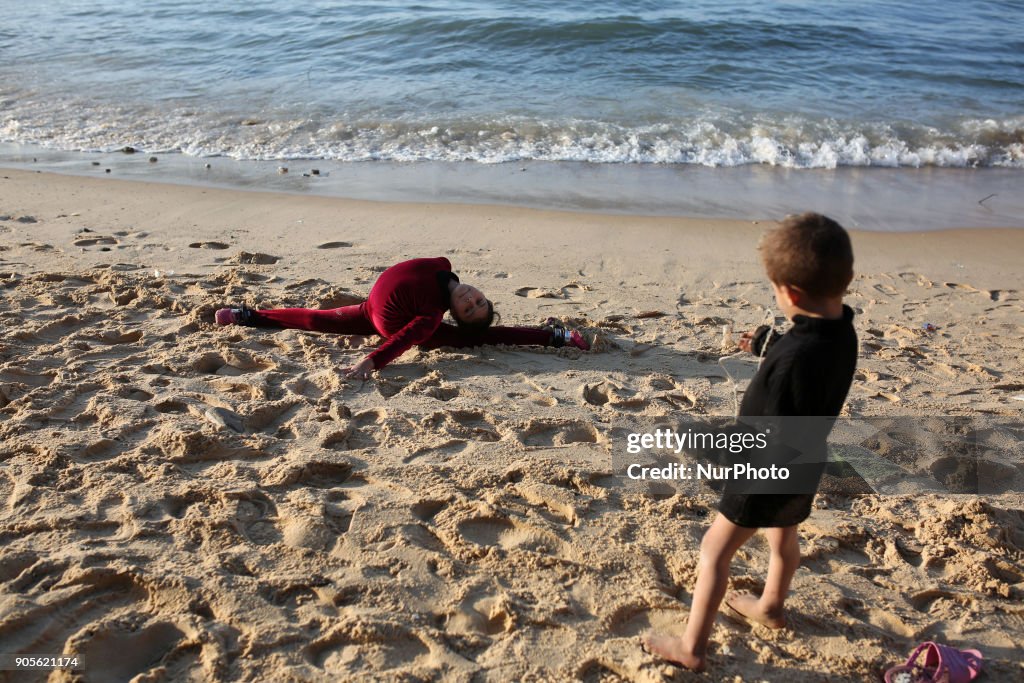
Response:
[364,257,454,369]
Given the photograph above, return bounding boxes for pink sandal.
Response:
[883,642,983,683]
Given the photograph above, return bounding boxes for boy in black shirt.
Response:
[643,213,858,671]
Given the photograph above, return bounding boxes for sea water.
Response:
[1,1,1022,226]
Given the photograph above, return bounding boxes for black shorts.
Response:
[717,492,815,528]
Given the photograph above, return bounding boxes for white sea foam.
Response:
[1,96,1022,169]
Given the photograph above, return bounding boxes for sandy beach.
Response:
[1,168,1022,681]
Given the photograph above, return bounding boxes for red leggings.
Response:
[252,304,553,350]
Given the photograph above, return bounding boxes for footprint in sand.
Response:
[158,491,206,520]
[581,379,651,411]
[392,371,460,402]
[516,286,562,299]
[649,375,706,411]
[265,460,355,489]
[908,588,972,613]
[839,597,916,638]
[943,281,983,293]
[242,398,306,435]
[421,409,501,442]
[898,272,934,288]
[256,580,317,608]
[74,236,119,248]
[447,592,517,636]
[446,409,501,439]
[93,329,144,345]
[193,350,276,376]
[1,565,161,673]
[576,658,643,682]
[411,499,448,522]
[802,532,872,572]
[457,517,515,546]
[344,408,416,450]
[519,418,599,448]
[73,620,189,682]
[0,366,58,388]
[318,422,355,449]
[354,407,387,428]
[515,480,585,525]
[515,282,589,299]
[153,398,189,414]
[188,241,229,250]
[871,283,899,297]
[224,490,281,546]
[72,437,120,462]
[929,455,1018,494]
[307,623,431,673]
[581,380,620,407]
[605,604,684,637]
[457,516,567,557]
[281,505,352,550]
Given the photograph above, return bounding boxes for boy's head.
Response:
[760,213,853,311]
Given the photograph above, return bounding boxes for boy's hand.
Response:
[343,356,375,381]
[738,330,755,353]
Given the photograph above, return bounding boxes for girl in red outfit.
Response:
[215,257,589,379]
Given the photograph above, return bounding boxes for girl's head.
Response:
[450,283,497,331]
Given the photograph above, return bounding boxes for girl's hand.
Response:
[738,330,755,353]
[343,357,375,381]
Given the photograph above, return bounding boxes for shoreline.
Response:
[3,143,1024,232]
[3,168,1024,291]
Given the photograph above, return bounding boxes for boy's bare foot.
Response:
[639,632,705,671]
[724,592,786,629]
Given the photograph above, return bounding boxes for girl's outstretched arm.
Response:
[366,313,445,369]
[419,323,588,350]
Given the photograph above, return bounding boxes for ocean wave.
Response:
[1,96,1021,169]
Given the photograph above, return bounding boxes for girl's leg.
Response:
[251,303,378,335]
[726,525,799,628]
[642,514,757,670]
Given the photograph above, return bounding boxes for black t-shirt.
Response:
[740,305,858,418]
[719,304,858,527]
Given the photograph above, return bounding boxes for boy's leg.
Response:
[726,524,799,628]
[243,304,377,335]
[642,514,757,670]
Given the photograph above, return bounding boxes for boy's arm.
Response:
[741,324,782,356]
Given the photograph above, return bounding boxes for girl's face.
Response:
[451,283,489,324]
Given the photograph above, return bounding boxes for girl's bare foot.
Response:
[639,632,705,671]
[724,592,786,629]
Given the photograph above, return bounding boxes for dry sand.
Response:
[0,169,1022,681]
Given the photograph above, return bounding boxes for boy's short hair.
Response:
[760,213,853,298]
